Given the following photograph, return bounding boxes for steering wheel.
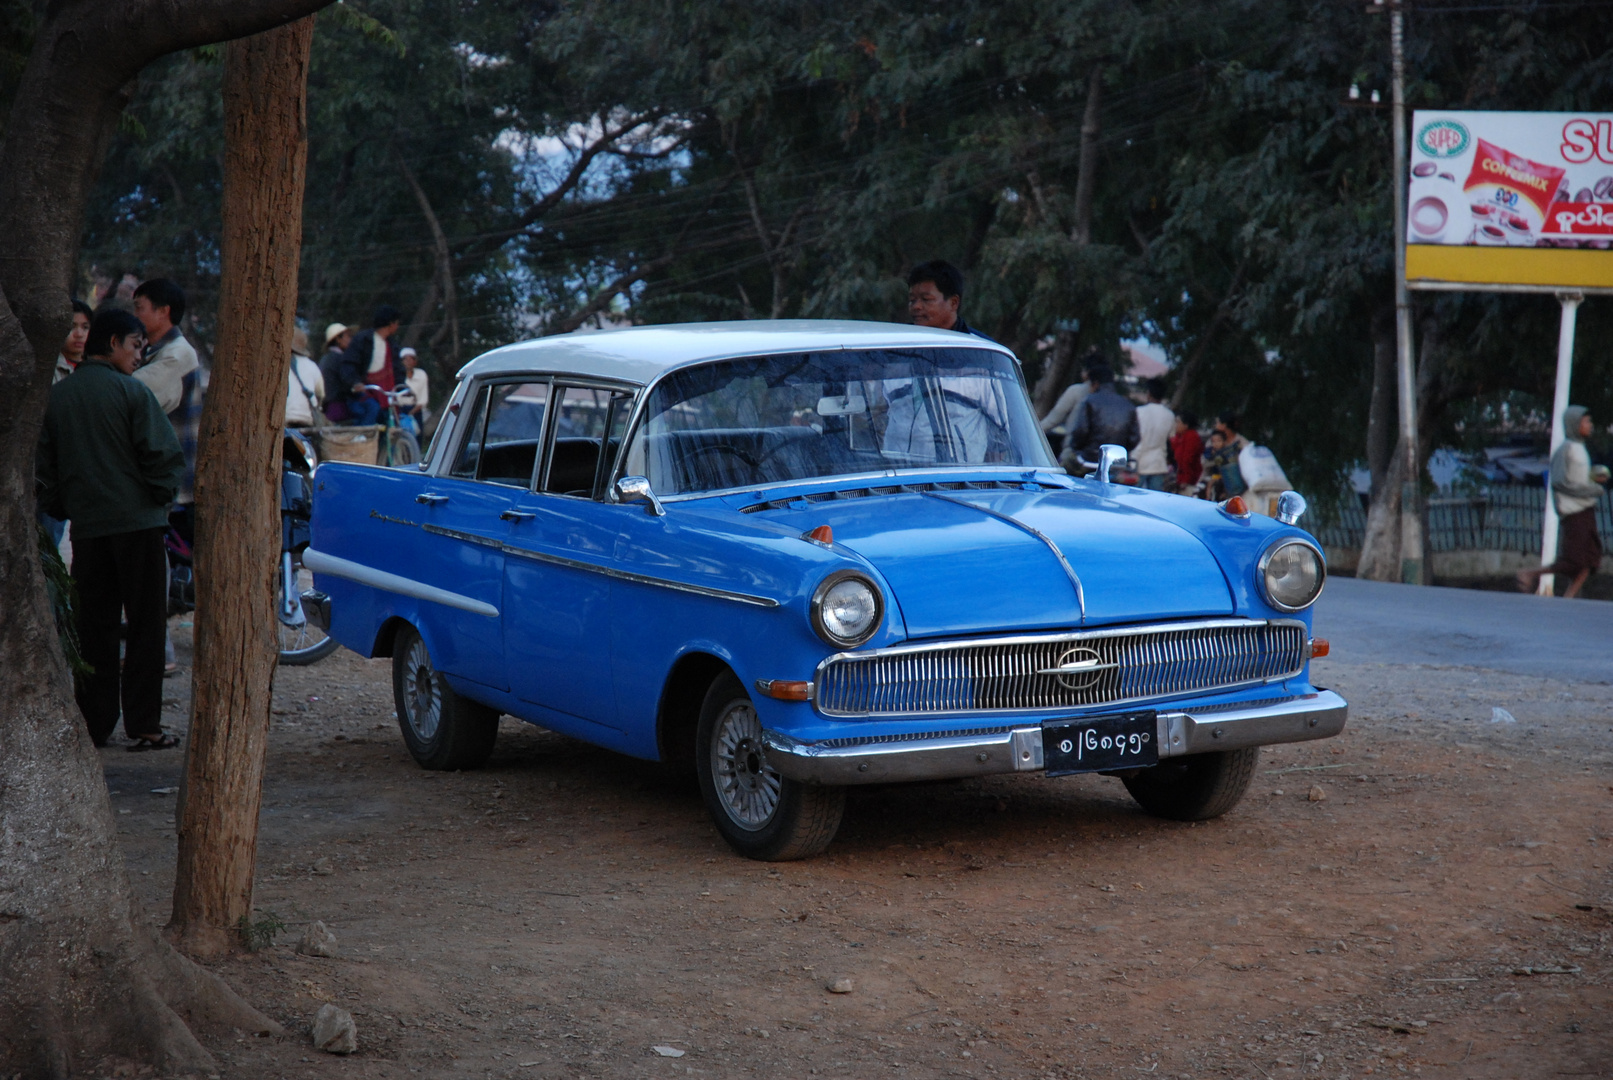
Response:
[682,442,761,484]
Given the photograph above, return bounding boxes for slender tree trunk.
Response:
[398,152,460,369]
[1071,67,1102,247]
[1033,328,1078,417]
[170,15,315,957]
[0,2,328,1070]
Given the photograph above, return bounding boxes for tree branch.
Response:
[396,149,458,369]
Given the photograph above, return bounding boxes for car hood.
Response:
[752,486,1235,637]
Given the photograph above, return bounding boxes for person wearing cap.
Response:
[398,346,429,436]
[318,322,352,422]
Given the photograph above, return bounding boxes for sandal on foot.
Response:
[127,733,179,752]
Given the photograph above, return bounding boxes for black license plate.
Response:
[1043,710,1159,777]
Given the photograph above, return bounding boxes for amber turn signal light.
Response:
[803,524,834,544]
[1219,496,1250,517]
[1307,638,1330,659]
[755,679,811,702]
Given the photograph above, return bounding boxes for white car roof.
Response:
[456,319,1015,386]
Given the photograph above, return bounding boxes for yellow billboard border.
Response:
[1406,245,1613,290]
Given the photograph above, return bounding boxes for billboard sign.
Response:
[1406,111,1613,290]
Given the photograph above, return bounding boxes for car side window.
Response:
[449,384,491,480]
[542,385,632,497]
[479,382,551,487]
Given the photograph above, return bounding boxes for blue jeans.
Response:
[1139,473,1170,491]
[346,396,381,426]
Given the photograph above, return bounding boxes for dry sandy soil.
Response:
[99,620,1613,1080]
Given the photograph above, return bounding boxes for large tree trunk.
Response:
[0,1,326,1072]
[1032,328,1078,417]
[170,15,315,957]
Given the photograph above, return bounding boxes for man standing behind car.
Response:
[1063,361,1139,471]
[37,309,184,750]
[1133,378,1175,490]
[337,305,405,426]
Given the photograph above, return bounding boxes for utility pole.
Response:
[1388,0,1424,585]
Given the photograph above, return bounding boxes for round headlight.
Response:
[811,571,883,648]
[1259,539,1326,612]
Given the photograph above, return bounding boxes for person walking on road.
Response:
[1063,361,1139,470]
[1517,406,1608,599]
[1134,378,1175,491]
[37,309,184,750]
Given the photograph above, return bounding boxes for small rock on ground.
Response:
[827,977,854,993]
[652,1045,685,1057]
[313,1003,357,1055]
[1308,785,1327,802]
[297,920,338,957]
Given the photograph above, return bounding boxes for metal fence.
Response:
[1308,486,1613,557]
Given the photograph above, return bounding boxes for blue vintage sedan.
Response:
[303,321,1344,860]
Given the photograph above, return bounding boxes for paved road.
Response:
[1312,576,1613,683]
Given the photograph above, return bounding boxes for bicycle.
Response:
[363,383,421,467]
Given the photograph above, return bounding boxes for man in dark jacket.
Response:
[907,260,996,342]
[336,305,405,426]
[1064,361,1139,469]
[37,309,185,750]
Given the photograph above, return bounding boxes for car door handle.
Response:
[499,510,534,522]
[415,493,449,506]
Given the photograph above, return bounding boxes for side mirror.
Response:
[1095,444,1126,484]
[615,475,666,517]
[1276,490,1308,526]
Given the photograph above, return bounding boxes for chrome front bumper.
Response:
[761,690,1347,786]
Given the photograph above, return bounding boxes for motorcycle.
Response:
[165,429,337,666]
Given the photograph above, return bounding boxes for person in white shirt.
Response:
[284,327,325,428]
[399,347,429,437]
[1134,378,1175,490]
[1038,347,1100,435]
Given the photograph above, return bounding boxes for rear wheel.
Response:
[277,557,338,666]
[386,427,420,467]
[392,625,498,770]
[1121,747,1260,821]
[695,672,843,861]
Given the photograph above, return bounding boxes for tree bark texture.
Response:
[170,15,314,957]
[0,1,325,1071]
[1359,313,1448,582]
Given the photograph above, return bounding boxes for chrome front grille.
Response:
[814,619,1307,717]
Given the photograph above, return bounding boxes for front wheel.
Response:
[1121,747,1260,821]
[277,553,338,666]
[695,673,844,861]
[392,624,499,770]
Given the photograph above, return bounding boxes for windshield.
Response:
[622,348,1052,496]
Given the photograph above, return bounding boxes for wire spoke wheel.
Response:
[710,700,781,830]
[276,560,337,665]
[401,635,443,742]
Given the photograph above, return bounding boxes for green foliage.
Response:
[238,909,286,952]
[38,520,91,677]
[75,0,1613,485]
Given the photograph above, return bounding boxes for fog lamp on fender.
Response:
[1258,539,1326,612]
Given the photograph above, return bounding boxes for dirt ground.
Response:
[101,618,1613,1080]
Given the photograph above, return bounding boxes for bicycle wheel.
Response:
[386,427,420,466]
[277,557,338,665]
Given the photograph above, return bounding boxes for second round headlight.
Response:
[1259,539,1326,612]
[811,572,883,648]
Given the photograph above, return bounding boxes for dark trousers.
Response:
[73,526,168,744]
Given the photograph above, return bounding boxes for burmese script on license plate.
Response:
[1042,710,1158,777]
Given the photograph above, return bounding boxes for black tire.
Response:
[392,624,499,770]
[695,672,844,861]
[1121,747,1260,821]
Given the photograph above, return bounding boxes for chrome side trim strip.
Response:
[761,689,1348,786]
[301,549,499,618]
[501,544,780,608]
[423,522,504,548]
[923,490,1086,622]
